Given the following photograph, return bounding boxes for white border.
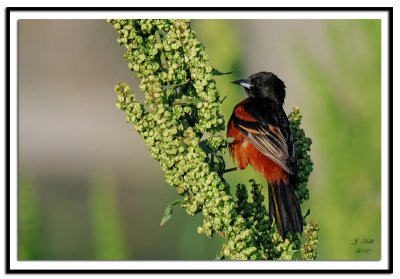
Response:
[8,9,390,272]
[8,10,388,20]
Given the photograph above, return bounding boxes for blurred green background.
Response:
[18,19,381,260]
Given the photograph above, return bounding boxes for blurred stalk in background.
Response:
[89,172,128,260]
[18,174,41,260]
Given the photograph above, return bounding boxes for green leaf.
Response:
[288,249,299,258]
[160,52,167,69]
[160,199,182,227]
[211,68,233,76]
[215,252,225,260]
[303,208,311,220]
[225,137,235,143]
[168,79,190,90]
[174,96,201,104]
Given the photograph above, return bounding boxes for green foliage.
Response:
[109,19,317,260]
[160,199,182,227]
[234,180,301,260]
[288,107,313,203]
[301,220,319,260]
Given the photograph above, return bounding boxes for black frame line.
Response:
[5,6,393,274]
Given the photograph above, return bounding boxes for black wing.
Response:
[233,99,296,175]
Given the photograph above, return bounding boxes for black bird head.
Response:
[232,71,286,104]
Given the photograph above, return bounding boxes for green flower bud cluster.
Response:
[108,19,224,133]
[233,180,300,260]
[288,106,313,203]
[300,220,319,260]
[109,19,261,259]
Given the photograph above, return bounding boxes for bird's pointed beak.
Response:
[231,79,252,89]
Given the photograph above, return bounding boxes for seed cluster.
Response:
[233,180,300,260]
[301,220,319,260]
[109,19,317,260]
[288,107,314,203]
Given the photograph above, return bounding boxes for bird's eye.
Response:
[256,80,262,87]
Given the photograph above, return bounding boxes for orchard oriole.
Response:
[227,71,303,238]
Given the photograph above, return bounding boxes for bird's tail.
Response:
[268,180,303,239]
